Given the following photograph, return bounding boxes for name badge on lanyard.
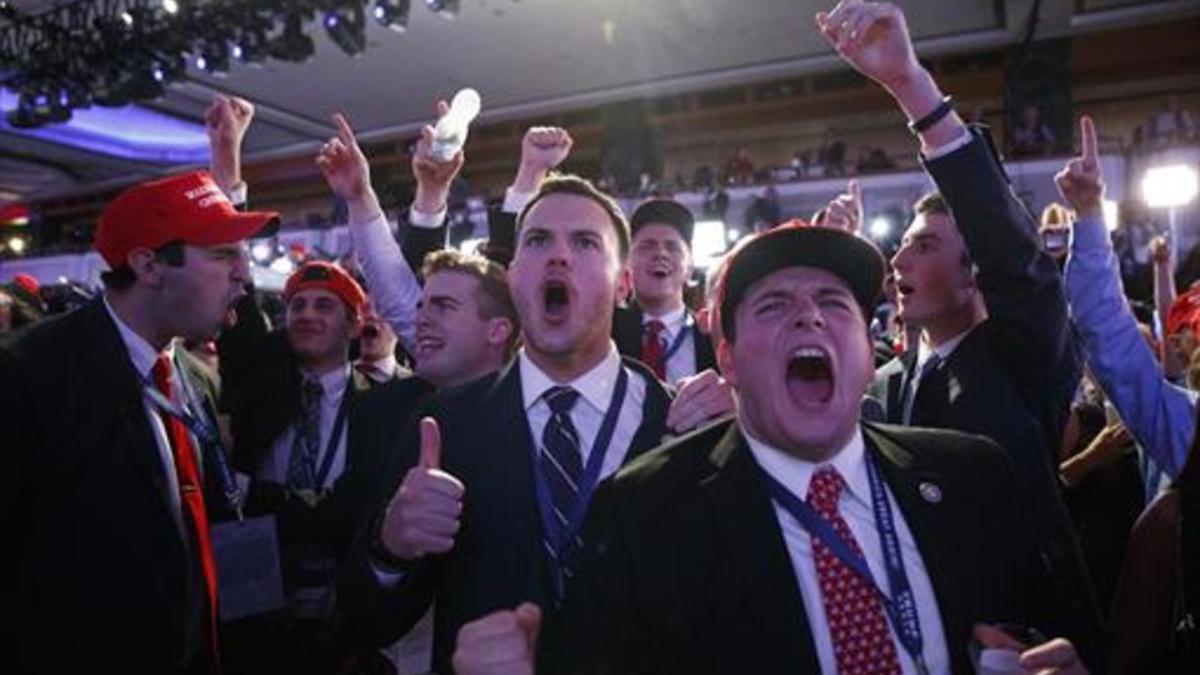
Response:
[761,453,929,675]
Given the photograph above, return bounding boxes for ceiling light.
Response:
[1143,164,1199,209]
[374,0,410,32]
[425,0,460,19]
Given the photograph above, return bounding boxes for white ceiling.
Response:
[2,0,1198,201]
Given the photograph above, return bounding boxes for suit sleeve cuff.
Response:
[921,128,973,161]
[408,205,447,229]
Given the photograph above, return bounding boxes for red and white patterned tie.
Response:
[807,465,902,675]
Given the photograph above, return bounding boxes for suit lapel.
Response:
[864,424,972,673]
[622,357,671,461]
[699,426,822,673]
[887,350,917,423]
[78,300,180,528]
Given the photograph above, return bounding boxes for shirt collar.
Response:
[519,342,623,415]
[360,354,397,378]
[642,305,688,338]
[302,364,352,401]
[917,325,974,367]
[103,294,172,379]
[742,424,870,508]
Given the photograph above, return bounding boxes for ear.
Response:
[126,247,164,287]
[486,317,515,348]
[614,265,633,306]
[716,337,738,387]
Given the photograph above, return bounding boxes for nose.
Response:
[890,246,909,273]
[792,296,826,330]
[415,302,435,330]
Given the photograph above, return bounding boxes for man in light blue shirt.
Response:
[1061,116,1195,484]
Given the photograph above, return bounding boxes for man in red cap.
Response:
[216,258,406,673]
[0,170,277,673]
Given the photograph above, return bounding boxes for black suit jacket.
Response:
[611,304,717,379]
[0,298,225,673]
[540,422,1103,674]
[868,128,1099,638]
[337,356,672,674]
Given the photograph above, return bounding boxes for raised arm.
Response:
[1061,116,1195,478]
[317,113,422,350]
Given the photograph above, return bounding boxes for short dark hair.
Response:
[422,249,520,354]
[515,174,630,260]
[100,240,186,290]
[912,191,972,270]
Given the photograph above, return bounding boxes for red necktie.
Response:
[152,355,221,668]
[807,466,902,675]
[641,319,668,381]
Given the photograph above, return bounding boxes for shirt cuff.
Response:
[1070,213,1109,249]
[224,181,248,207]
[408,205,447,229]
[504,187,537,214]
[367,555,407,588]
[921,129,973,161]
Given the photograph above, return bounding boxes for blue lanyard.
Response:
[143,354,242,520]
[308,383,352,489]
[531,367,629,573]
[659,313,693,365]
[761,453,927,672]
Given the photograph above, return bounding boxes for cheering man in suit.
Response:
[336,173,672,674]
[458,221,1099,675]
[0,171,278,673]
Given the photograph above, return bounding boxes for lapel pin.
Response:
[919,481,942,504]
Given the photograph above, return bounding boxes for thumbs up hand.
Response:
[452,603,542,675]
[380,417,466,560]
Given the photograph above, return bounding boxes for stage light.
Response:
[374,0,410,32]
[324,5,367,57]
[425,0,460,19]
[8,236,27,255]
[1143,164,1199,209]
[195,40,230,75]
[162,0,179,15]
[251,241,273,263]
[727,227,742,242]
[869,216,893,239]
[691,220,728,269]
[269,13,316,63]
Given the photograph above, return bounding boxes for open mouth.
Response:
[416,334,445,356]
[543,279,570,322]
[648,263,672,279]
[785,346,834,407]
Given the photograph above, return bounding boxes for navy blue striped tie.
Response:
[540,385,583,601]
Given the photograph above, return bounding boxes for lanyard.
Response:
[657,313,693,366]
[143,354,242,520]
[305,384,352,490]
[761,454,927,673]
[532,367,629,575]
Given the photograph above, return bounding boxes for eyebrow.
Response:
[907,233,942,246]
[428,294,461,308]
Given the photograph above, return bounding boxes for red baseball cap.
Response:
[95,170,279,268]
[283,261,367,314]
[1167,288,1200,336]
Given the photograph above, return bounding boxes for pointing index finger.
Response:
[1080,115,1098,166]
[332,112,356,148]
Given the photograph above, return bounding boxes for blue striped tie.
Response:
[540,386,583,601]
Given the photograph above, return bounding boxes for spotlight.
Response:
[8,236,27,255]
[868,216,893,239]
[425,0,460,19]
[374,0,410,32]
[195,40,231,75]
[324,5,367,57]
[269,13,316,63]
[691,220,728,269]
[1143,164,1199,209]
[251,241,273,263]
[727,227,742,242]
[162,0,179,15]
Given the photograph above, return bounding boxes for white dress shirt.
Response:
[642,305,697,385]
[519,343,647,483]
[104,297,186,533]
[259,365,352,490]
[744,426,950,675]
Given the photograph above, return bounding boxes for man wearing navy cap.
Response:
[0,170,278,673]
[455,222,1099,675]
[612,198,717,387]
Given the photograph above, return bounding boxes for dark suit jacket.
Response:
[868,127,1099,637]
[611,304,717,379]
[337,356,672,674]
[540,422,1103,674]
[0,298,225,673]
